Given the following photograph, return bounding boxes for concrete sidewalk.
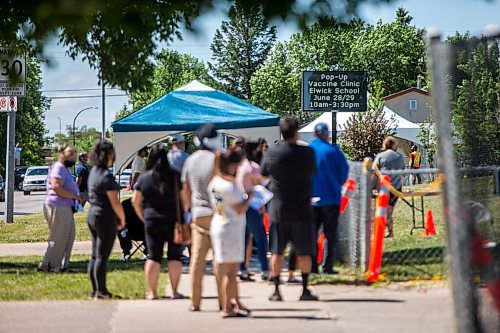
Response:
[0,240,122,257]
[0,272,454,333]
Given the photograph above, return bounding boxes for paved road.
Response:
[0,274,455,333]
[0,190,46,220]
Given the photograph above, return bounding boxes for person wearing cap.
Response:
[180,123,224,312]
[76,152,90,206]
[168,133,189,173]
[127,147,149,191]
[408,145,421,185]
[309,122,349,274]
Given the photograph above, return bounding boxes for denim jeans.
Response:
[241,207,269,273]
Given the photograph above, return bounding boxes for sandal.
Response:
[172,293,188,299]
[189,305,200,312]
[145,293,159,300]
[222,310,249,318]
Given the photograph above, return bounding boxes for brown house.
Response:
[383,87,431,124]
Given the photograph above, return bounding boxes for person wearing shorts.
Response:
[133,144,185,300]
[261,117,318,302]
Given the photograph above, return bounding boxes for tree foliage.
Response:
[339,81,397,161]
[251,17,364,123]
[129,49,216,112]
[346,10,426,95]
[0,0,390,91]
[209,2,277,100]
[0,53,49,171]
[449,37,500,166]
[51,125,101,155]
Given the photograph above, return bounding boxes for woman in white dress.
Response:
[208,147,250,318]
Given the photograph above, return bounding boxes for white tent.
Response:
[298,106,421,144]
[112,81,280,172]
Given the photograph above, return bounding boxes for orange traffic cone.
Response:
[366,176,391,284]
[340,178,356,214]
[424,210,436,237]
[317,233,325,265]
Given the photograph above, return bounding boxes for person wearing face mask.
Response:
[87,140,125,299]
[38,144,82,272]
[180,123,224,312]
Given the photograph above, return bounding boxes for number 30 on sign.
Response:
[0,96,17,112]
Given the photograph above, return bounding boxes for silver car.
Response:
[23,166,49,195]
[115,169,132,188]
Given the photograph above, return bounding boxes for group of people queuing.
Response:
[37,115,358,318]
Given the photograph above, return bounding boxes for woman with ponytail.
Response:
[208,147,250,318]
[133,143,185,300]
[87,140,125,299]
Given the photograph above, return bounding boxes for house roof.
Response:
[383,87,430,101]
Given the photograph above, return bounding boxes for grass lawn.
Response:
[0,210,92,243]
[0,254,170,300]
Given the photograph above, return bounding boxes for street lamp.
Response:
[57,116,62,134]
[72,106,98,149]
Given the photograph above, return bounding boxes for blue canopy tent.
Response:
[112,80,280,171]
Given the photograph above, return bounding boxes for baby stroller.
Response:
[117,198,147,260]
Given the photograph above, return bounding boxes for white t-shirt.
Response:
[131,155,146,180]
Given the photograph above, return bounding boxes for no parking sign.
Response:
[0,96,17,112]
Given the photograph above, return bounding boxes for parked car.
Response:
[15,166,28,191]
[23,166,49,195]
[0,174,5,202]
[115,168,132,188]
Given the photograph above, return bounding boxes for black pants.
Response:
[88,218,116,294]
[312,205,340,274]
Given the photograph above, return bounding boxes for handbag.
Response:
[173,178,191,245]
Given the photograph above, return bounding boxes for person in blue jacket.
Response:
[309,122,349,274]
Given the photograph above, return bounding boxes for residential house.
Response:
[383,87,431,124]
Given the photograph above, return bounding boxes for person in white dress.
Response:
[208,147,250,318]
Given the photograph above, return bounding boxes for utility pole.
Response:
[101,71,106,140]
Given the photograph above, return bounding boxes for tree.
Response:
[346,9,426,95]
[251,17,364,123]
[0,53,49,171]
[0,1,389,91]
[417,113,437,169]
[339,80,397,161]
[129,49,216,111]
[209,2,277,100]
[51,125,101,155]
[450,38,499,166]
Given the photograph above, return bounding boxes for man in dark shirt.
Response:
[76,152,90,206]
[261,117,318,302]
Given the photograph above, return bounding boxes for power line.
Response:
[42,88,122,92]
[47,94,128,99]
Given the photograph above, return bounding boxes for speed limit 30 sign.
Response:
[0,96,17,112]
[0,48,26,97]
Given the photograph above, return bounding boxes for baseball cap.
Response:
[314,122,329,135]
[196,123,218,140]
[172,133,186,143]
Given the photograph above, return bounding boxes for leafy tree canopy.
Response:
[0,0,395,91]
[209,2,277,100]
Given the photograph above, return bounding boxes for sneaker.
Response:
[299,289,319,301]
[37,263,50,272]
[287,276,301,284]
[261,272,269,281]
[239,271,254,281]
[122,254,131,261]
[139,254,148,261]
[268,292,283,302]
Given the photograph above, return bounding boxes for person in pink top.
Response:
[236,139,269,281]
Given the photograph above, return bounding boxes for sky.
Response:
[41,0,500,137]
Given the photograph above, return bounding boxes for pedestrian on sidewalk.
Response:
[38,144,82,273]
[310,123,349,274]
[181,124,224,311]
[373,136,405,238]
[76,152,90,206]
[87,140,125,299]
[236,139,269,281]
[261,117,318,302]
[209,147,251,318]
[133,144,186,300]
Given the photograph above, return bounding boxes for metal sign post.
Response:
[301,71,368,144]
[1,49,26,223]
[1,97,18,223]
